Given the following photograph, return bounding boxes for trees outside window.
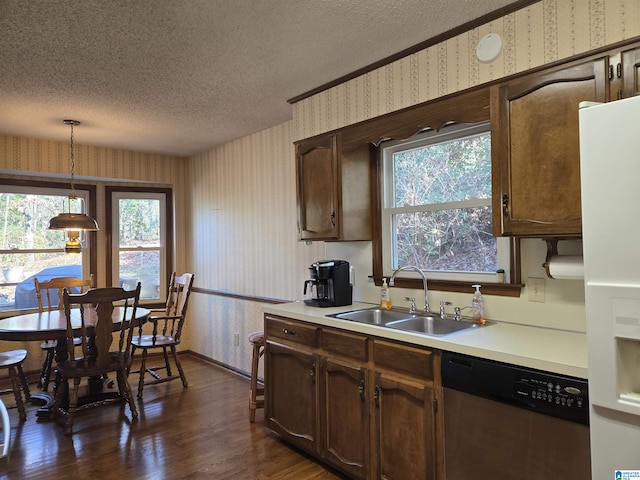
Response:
[0,184,92,311]
[108,188,172,304]
[381,123,509,283]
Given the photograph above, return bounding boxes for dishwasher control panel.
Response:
[442,351,589,425]
[513,372,588,422]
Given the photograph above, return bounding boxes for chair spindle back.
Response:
[62,284,141,370]
[144,272,194,344]
[34,274,95,312]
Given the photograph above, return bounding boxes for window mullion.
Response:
[385,198,492,215]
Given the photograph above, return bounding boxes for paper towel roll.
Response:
[546,255,584,279]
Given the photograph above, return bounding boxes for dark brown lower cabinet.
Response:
[374,373,438,480]
[321,357,369,479]
[265,341,318,454]
[264,314,443,480]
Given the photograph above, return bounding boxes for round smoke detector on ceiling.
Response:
[476,33,503,63]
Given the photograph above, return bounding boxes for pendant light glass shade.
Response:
[48,120,99,253]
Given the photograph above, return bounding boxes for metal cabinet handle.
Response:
[359,380,365,401]
[374,385,381,407]
[282,328,296,335]
[310,364,316,384]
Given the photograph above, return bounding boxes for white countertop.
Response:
[263,301,588,379]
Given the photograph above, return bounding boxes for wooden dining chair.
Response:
[34,274,95,391]
[0,350,30,422]
[52,283,141,435]
[130,272,194,399]
[0,399,10,466]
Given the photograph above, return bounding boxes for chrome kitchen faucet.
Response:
[389,266,429,313]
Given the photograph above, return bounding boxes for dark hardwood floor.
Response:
[0,355,347,479]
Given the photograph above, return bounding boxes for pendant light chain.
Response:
[47,118,98,253]
[64,119,80,199]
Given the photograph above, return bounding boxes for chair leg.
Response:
[249,344,264,423]
[117,370,138,420]
[40,349,54,392]
[170,346,188,388]
[137,349,148,399]
[8,366,26,422]
[65,377,81,435]
[52,369,62,397]
[162,347,172,377]
[16,364,30,401]
[127,345,137,376]
[51,377,67,420]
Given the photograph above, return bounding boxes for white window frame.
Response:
[111,191,167,303]
[381,122,510,283]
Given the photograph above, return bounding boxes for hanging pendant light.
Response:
[48,120,99,253]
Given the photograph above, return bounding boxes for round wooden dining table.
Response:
[0,306,150,342]
[0,306,150,415]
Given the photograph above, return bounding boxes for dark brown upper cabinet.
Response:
[492,41,640,237]
[620,44,640,98]
[296,133,373,241]
[491,56,609,237]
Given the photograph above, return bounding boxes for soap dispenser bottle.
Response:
[380,278,392,310]
[471,284,486,325]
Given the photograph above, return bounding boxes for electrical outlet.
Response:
[528,277,545,303]
[234,333,240,346]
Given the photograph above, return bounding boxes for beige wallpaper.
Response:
[293,0,640,140]
[186,121,324,374]
[0,135,186,185]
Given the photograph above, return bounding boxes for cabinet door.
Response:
[321,357,369,480]
[296,135,339,240]
[374,372,438,480]
[492,57,608,236]
[622,46,640,98]
[265,341,318,454]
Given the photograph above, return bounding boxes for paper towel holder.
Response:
[542,238,581,279]
[542,239,559,278]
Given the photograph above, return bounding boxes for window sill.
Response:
[372,277,522,298]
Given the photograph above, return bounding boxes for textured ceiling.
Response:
[0,0,519,157]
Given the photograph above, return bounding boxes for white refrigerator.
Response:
[579,95,640,479]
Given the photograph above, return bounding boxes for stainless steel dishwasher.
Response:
[441,351,591,479]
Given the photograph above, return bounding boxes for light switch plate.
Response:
[528,277,545,302]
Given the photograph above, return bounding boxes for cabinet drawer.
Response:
[373,340,435,381]
[265,315,318,347]
[321,328,368,362]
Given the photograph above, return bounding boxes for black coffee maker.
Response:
[303,260,353,307]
